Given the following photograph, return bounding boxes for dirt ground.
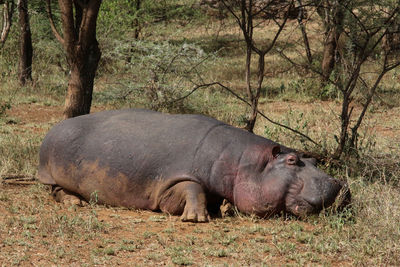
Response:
[0,181,351,266]
[1,102,398,266]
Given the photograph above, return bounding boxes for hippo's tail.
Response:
[37,136,57,185]
[38,165,56,185]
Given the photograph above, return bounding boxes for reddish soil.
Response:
[0,102,392,266]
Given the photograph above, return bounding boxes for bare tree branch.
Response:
[170,82,320,146]
[350,68,387,146]
[220,1,243,32]
[342,4,370,36]
[46,0,64,44]
[279,49,339,87]
[264,13,289,54]
[78,0,101,50]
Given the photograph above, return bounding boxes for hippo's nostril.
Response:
[303,196,322,209]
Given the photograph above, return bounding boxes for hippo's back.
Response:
[38,109,250,186]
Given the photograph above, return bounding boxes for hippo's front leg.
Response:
[51,185,87,206]
[158,181,210,223]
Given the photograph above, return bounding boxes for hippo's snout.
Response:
[286,175,350,216]
[302,177,342,209]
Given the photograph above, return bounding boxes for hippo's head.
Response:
[233,146,350,217]
[280,153,350,216]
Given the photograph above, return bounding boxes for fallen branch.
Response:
[1,174,37,185]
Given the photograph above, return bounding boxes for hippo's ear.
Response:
[271,145,280,159]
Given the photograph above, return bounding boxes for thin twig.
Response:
[279,49,338,87]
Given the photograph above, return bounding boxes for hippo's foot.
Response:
[159,181,210,223]
[51,186,87,207]
[181,202,210,223]
[180,182,210,223]
[220,199,235,217]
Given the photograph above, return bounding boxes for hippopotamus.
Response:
[38,109,349,222]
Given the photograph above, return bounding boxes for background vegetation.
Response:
[0,0,399,265]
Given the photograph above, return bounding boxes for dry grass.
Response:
[1,100,399,266]
[2,179,398,266]
[1,6,400,266]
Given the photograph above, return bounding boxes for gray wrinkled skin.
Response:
[38,109,350,222]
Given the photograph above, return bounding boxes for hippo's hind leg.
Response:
[159,181,210,223]
[51,186,87,207]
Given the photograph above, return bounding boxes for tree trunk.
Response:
[63,43,101,118]
[297,0,312,64]
[244,45,256,132]
[245,98,258,133]
[1,1,14,48]
[223,0,287,133]
[318,0,344,81]
[321,27,340,80]
[134,0,141,39]
[333,95,350,158]
[49,0,102,119]
[18,0,32,84]
[245,51,265,133]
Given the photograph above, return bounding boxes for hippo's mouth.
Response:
[285,177,317,216]
[287,198,316,216]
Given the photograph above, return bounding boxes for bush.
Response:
[95,40,216,113]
